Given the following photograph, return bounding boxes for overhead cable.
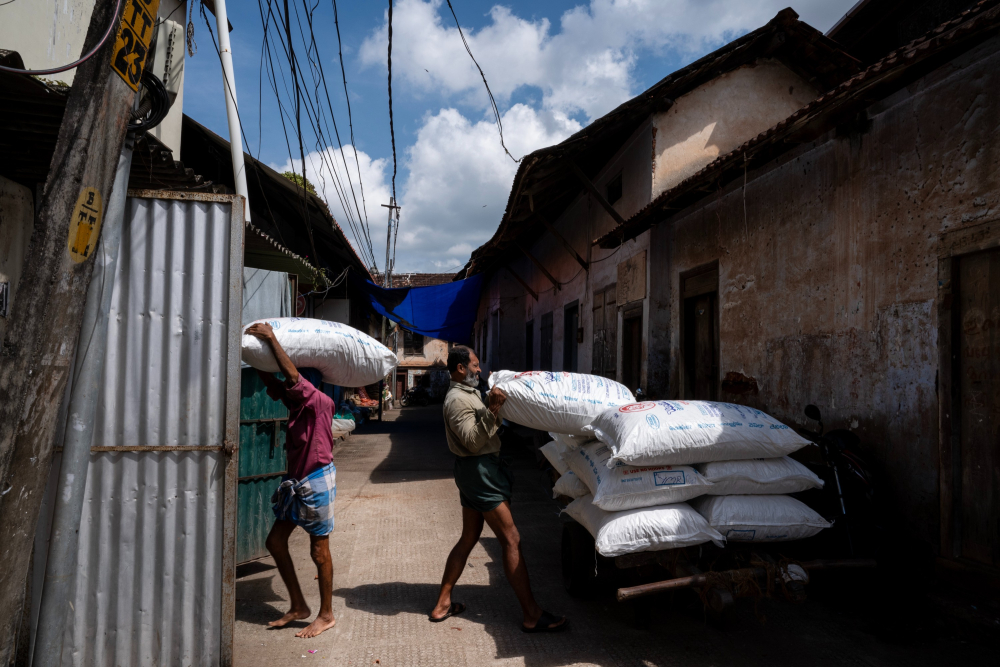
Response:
[445,0,519,163]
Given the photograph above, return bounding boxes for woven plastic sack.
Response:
[698,457,824,496]
[584,400,811,467]
[539,441,570,476]
[566,440,712,511]
[552,471,589,499]
[242,318,396,387]
[489,371,634,436]
[691,495,830,542]
[564,495,724,557]
[548,432,597,451]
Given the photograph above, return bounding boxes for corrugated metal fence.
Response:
[33,191,243,666]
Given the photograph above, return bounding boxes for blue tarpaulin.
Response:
[349,272,483,345]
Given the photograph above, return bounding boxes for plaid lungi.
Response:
[271,462,336,536]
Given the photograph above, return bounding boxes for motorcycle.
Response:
[401,385,431,407]
[798,404,877,558]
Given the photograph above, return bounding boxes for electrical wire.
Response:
[0,0,123,75]
[254,0,379,272]
[445,0,518,162]
[261,0,378,269]
[332,0,369,226]
[387,0,398,202]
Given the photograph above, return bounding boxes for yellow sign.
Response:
[111,0,161,91]
[68,188,103,263]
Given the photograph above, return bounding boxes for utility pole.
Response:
[379,199,401,351]
[0,0,150,659]
[212,0,251,221]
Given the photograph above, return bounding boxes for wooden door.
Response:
[956,248,1000,567]
[622,312,642,392]
[682,267,719,400]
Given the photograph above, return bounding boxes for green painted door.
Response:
[237,368,288,563]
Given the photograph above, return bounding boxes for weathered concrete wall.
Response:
[651,60,819,199]
[397,336,449,369]
[657,36,1000,547]
[0,176,34,345]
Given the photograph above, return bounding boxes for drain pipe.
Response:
[31,133,134,666]
[213,0,251,221]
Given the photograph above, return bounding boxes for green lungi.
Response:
[453,452,514,513]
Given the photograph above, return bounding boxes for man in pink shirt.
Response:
[246,322,338,639]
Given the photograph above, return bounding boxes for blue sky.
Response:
[183,0,856,273]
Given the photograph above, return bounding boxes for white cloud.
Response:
[277,146,392,269]
[342,0,859,272]
[283,104,581,272]
[360,0,855,121]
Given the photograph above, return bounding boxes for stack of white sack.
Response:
[489,371,634,436]
[241,318,397,387]
[564,495,724,558]
[578,400,830,544]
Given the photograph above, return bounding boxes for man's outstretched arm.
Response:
[246,322,300,386]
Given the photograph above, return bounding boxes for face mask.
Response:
[462,368,479,387]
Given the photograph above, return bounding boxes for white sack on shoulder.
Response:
[698,457,824,496]
[552,471,589,499]
[566,440,712,511]
[564,495,724,558]
[585,400,811,467]
[690,495,830,542]
[242,318,396,387]
[489,371,634,436]
[548,432,597,451]
[539,441,570,476]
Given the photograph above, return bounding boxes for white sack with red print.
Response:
[584,400,811,467]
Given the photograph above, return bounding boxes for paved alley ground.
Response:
[234,407,992,667]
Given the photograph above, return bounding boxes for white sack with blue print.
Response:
[242,317,397,387]
[691,495,830,542]
[489,371,634,436]
[564,495,724,557]
[566,440,712,511]
[584,400,811,468]
[698,457,823,496]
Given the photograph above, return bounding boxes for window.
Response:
[525,320,534,370]
[606,171,623,205]
[563,302,579,372]
[404,330,424,356]
[540,312,554,371]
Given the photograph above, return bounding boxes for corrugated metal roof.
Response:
[597,0,1000,248]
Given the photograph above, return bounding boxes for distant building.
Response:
[389,274,458,403]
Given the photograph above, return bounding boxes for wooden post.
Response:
[516,242,561,291]
[0,0,147,657]
[567,160,628,226]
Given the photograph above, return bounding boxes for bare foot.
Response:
[296,613,337,638]
[268,607,311,628]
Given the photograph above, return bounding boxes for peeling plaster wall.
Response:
[651,60,819,199]
[657,36,1000,547]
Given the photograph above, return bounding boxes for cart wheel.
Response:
[703,587,736,629]
[561,522,598,598]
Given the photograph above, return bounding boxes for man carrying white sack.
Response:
[245,322,338,639]
[429,345,567,633]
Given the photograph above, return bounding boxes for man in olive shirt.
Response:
[429,346,566,633]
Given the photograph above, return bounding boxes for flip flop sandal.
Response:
[522,610,567,633]
[429,602,466,623]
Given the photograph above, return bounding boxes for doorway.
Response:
[953,247,999,569]
[540,312,553,371]
[563,302,579,372]
[681,265,719,400]
[621,304,642,392]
